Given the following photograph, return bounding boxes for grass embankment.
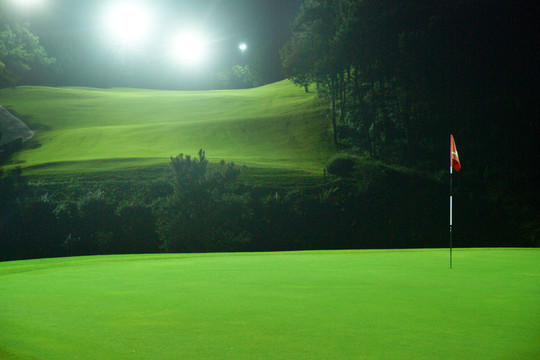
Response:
[1,249,538,360]
[0,81,333,183]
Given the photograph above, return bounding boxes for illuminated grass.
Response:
[1,249,538,360]
[0,81,333,178]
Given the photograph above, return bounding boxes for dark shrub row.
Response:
[1,191,160,260]
[0,152,529,261]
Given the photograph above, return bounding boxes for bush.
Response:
[169,149,208,193]
[12,195,62,259]
[0,168,29,260]
[62,190,119,256]
[0,167,25,211]
[157,150,249,253]
[353,158,391,192]
[117,203,160,253]
[208,160,245,194]
[326,153,359,177]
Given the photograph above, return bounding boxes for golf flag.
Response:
[449,134,461,269]
[450,135,461,172]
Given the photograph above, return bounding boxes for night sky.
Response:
[3,0,303,88]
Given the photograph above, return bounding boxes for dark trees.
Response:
[282,0,538,243]
[283,0,536,158]
[282,0,538,188]
[0,19,55,87]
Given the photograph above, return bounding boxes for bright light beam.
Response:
[171,32,208,66]
[12,0,44,6]
[105,3,153,45]
[239,43,247,53]
[10,0,46,11]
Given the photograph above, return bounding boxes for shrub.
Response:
[62,190,119,255]
[117,203,160,253]
[326,153,359,177]
[156,193,217,253]
[353,158,390,192]
[157,150,249,253]
[208,160,245,194]
[170,149,208,193]
[15,194,62,259]
[0,169,31,260]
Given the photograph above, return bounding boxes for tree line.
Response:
[280,0,538,242]
[281,0,536,166]
[1,151,530,262]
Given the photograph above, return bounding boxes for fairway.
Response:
[1,249,538,359]
[0,81,333,176]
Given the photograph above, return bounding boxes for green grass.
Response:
[1,249,538,359]
[0,81,334,179]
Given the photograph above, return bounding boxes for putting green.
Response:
[0,249,538,359]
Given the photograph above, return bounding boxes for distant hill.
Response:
[0,106,34,146]
[0,81,334,176]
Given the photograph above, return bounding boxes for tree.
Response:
[282,0,344,145]
[280,35,314,92]
[0,19,55,87]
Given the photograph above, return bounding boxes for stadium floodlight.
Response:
[105,2,153,45]
[171,31,208,66]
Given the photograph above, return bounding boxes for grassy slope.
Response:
[1,249,539,360]
[0,81,333,177]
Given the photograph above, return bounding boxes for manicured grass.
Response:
[0,81,334,178]
[1,249,538,359]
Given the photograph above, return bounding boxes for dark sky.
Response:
[4,0,303,88]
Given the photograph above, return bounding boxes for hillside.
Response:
[0,80,333,176]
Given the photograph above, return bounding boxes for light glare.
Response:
[172,32,208,66]
[13,0,44,6]
[11,0,45,9]
[106,3,153,45]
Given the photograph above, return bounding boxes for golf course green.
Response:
[1,249,538,359]
[0,80,333,176]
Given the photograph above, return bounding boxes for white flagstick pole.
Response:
[450,165,453,269]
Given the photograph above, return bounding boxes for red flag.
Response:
[450,134,461,172]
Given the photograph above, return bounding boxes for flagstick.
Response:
[449,166,453,269]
